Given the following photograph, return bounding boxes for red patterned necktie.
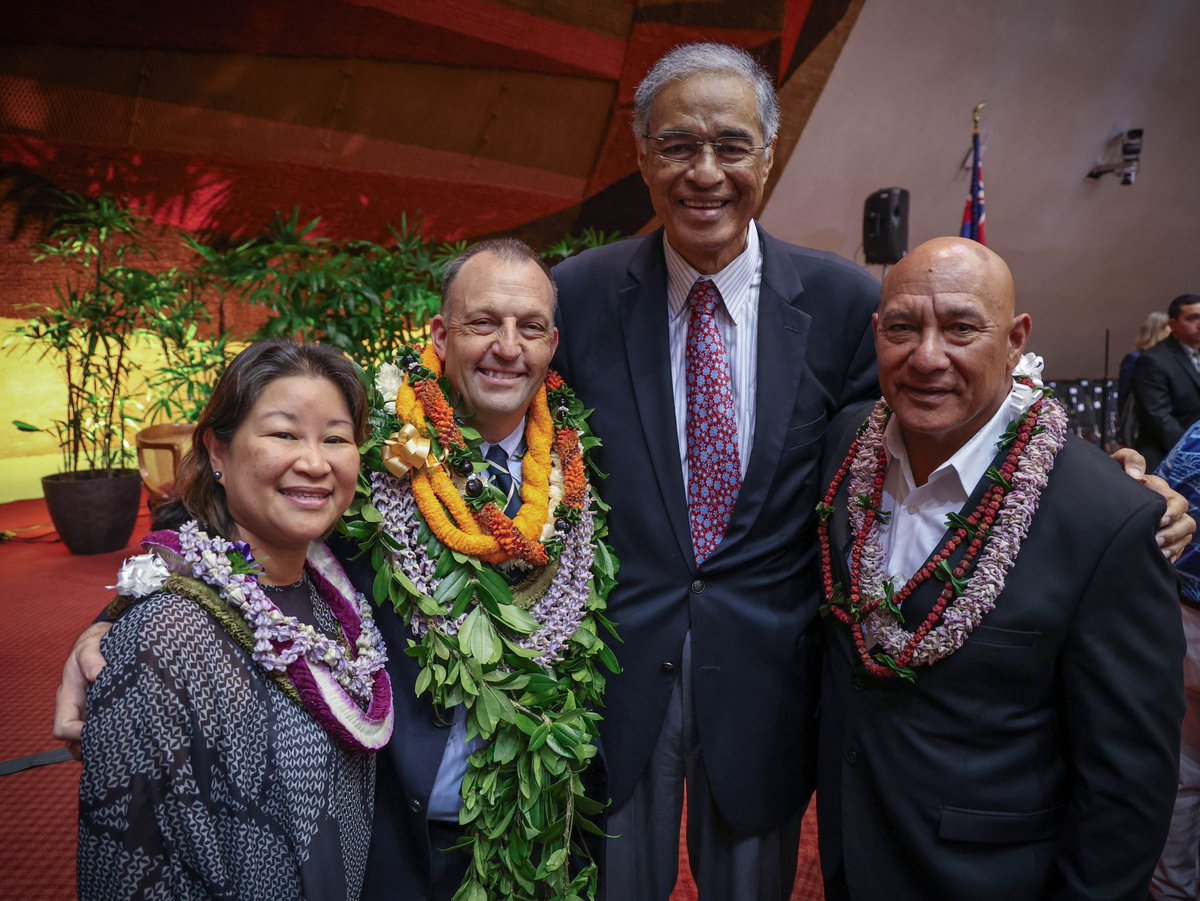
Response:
[685,278,741,564]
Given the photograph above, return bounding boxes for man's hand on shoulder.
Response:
[54,622,112,758]
[1111,447,1196,561]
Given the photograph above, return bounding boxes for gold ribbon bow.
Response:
[382,423,432,478]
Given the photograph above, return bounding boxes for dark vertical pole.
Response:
[1100,328,1111,449]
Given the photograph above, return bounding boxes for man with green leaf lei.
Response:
[339,239,619,901]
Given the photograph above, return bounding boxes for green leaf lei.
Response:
[340,352,621,901]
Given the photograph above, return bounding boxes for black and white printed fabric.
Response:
[77,588,375,900]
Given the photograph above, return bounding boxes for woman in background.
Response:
[77,341,392,900]
[1119,310,1171,410]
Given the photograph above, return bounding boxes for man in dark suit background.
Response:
[817,237,1184,899]
[553,43,880,899]
[1133,293,1200,470]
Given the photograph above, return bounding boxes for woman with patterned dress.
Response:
[77,341,393,900]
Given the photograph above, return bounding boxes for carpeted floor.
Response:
[0,496,823,900]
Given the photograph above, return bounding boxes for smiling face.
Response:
[874,238,1030,481]
[637,72,775,275]
[205,375,360,574]
[429,252,559,443]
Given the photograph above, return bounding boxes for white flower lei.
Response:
[847,376,1068,667]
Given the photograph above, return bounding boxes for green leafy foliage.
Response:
[340,363,621,900]
[8,192,621,479]
[9,192,164,472]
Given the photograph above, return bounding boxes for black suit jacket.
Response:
[816,407,1185,900]
[331,536,455,901]
[552,225,879,833]
[1133,336,1200,470]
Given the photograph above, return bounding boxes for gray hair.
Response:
[439,238,557,314]
[632,43,780,143]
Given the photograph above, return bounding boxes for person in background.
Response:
[1117,309,1170,411]
[77,341,392,900]
[1152,420,1200,900]
[1132,294,1200,470]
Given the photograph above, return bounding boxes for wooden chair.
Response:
[135,423,196,509]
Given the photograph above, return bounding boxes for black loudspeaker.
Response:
[863,187,909,265]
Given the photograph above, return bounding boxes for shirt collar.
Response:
[883,383,1034,497]
[664,221,759,326]
[481,418,526,458]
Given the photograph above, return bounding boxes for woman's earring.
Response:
[214,471,223,481]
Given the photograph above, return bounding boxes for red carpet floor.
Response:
[0,496,823,899]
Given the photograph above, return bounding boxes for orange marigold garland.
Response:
[555,428,588,510]
[345,343,620,901]
[393,345,558,564]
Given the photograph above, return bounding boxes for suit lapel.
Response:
[618,233,695,567]
[715,227,810,556]
[1167,338,1200,394]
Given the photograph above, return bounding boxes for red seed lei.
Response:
[817,386,1068,681]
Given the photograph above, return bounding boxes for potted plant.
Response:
[11,192,168,554]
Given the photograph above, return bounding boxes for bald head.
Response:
[873,237,1031,484]
[883,237,1016,319]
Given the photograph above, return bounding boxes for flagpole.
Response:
[970,103,985,238]
[960,103,988,243]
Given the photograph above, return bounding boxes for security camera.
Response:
[1121,128,1143,161]
[1086,127,1143,185]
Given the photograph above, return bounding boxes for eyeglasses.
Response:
[641,132,770,167]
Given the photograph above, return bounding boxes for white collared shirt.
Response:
[878,386,1032,583]
[664,222,762,479]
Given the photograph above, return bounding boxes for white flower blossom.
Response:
[108,553,170,597]
[1010,352,1046,408]
[375,363,405,414]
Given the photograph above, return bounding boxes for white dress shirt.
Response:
[878,386,1033,583]
[664,222,763,480]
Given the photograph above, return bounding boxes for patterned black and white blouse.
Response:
[78,584,375,900]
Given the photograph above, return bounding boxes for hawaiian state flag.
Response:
[960,130,986,245]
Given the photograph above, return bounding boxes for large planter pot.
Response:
[42,468,142,555]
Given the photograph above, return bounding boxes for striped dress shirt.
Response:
[664,222,762,481]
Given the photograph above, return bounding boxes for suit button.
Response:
[845,749,859,765]
[661,661,675,673]
[691,579,705,594]
[409,798,423,813]
[852,675,865,692]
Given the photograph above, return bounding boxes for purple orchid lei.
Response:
[369,469,596,666]
[113,522,394,751]
[847,380,1069,667]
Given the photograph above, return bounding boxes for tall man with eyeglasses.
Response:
[552,43,880,899]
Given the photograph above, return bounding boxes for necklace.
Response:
[111,523,394,752]
[346,344,620,899]
[259,572,309,593]
[817,382,1068,681]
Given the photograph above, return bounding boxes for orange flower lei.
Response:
[396,345,586,567]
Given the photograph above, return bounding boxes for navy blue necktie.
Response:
[484,445,521,517]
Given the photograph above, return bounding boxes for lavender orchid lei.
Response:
[848,365,1068,667]
[112,521,394,750]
